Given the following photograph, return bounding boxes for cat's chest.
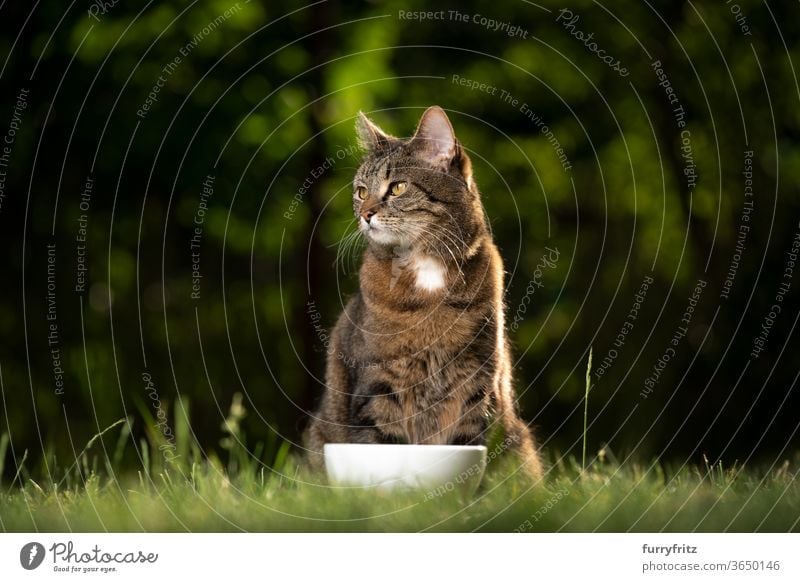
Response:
[409,255,446,292]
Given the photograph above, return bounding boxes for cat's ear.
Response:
[356,111,394,153]
[411,106,457,170]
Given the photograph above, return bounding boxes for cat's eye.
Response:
[356,186,367,200]
[390,181,408,196]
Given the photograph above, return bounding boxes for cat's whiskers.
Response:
[415,225,460,267]
[334,225,366,274]
[347,230,367,271]
[333,230,352,270]
[429,230,468,286]
[414,221,467,263]
[411,223,467,286]
[434,206,472,248]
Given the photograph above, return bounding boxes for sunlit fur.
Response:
[304,107,542,481]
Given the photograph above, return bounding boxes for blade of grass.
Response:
[27,478,46,497]
[112,417,133,469]
[0,432,8,485]
[175,396,190,468]
[582,347,593,472]
[272,440,292,473]
[56,418,127,488]
[141,438,151,484]
[7,449,28,493]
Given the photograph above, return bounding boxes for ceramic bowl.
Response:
[324,443,487,493]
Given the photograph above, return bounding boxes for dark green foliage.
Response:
[0,0,798,486]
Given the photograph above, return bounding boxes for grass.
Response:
[1,431,798,532]
[2,378,798,532]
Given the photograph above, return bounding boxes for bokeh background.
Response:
[1,0,799,478]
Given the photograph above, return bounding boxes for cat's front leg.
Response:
[303,324,354,469]
[347,375,409,444]
[449,385,491,446]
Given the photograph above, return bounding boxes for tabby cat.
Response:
[304,106,542,480]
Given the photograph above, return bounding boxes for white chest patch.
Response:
[413,256,446,291]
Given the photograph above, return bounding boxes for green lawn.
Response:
[2,450,798,532]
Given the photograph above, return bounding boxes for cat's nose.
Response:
[360,208,376,223]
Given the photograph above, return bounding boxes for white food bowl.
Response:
[324,443,487,493]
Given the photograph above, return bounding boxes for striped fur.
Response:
[304,107,542,480]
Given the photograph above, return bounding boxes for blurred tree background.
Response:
[0,0,798,476]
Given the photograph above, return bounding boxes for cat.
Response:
[304,106,543,480]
